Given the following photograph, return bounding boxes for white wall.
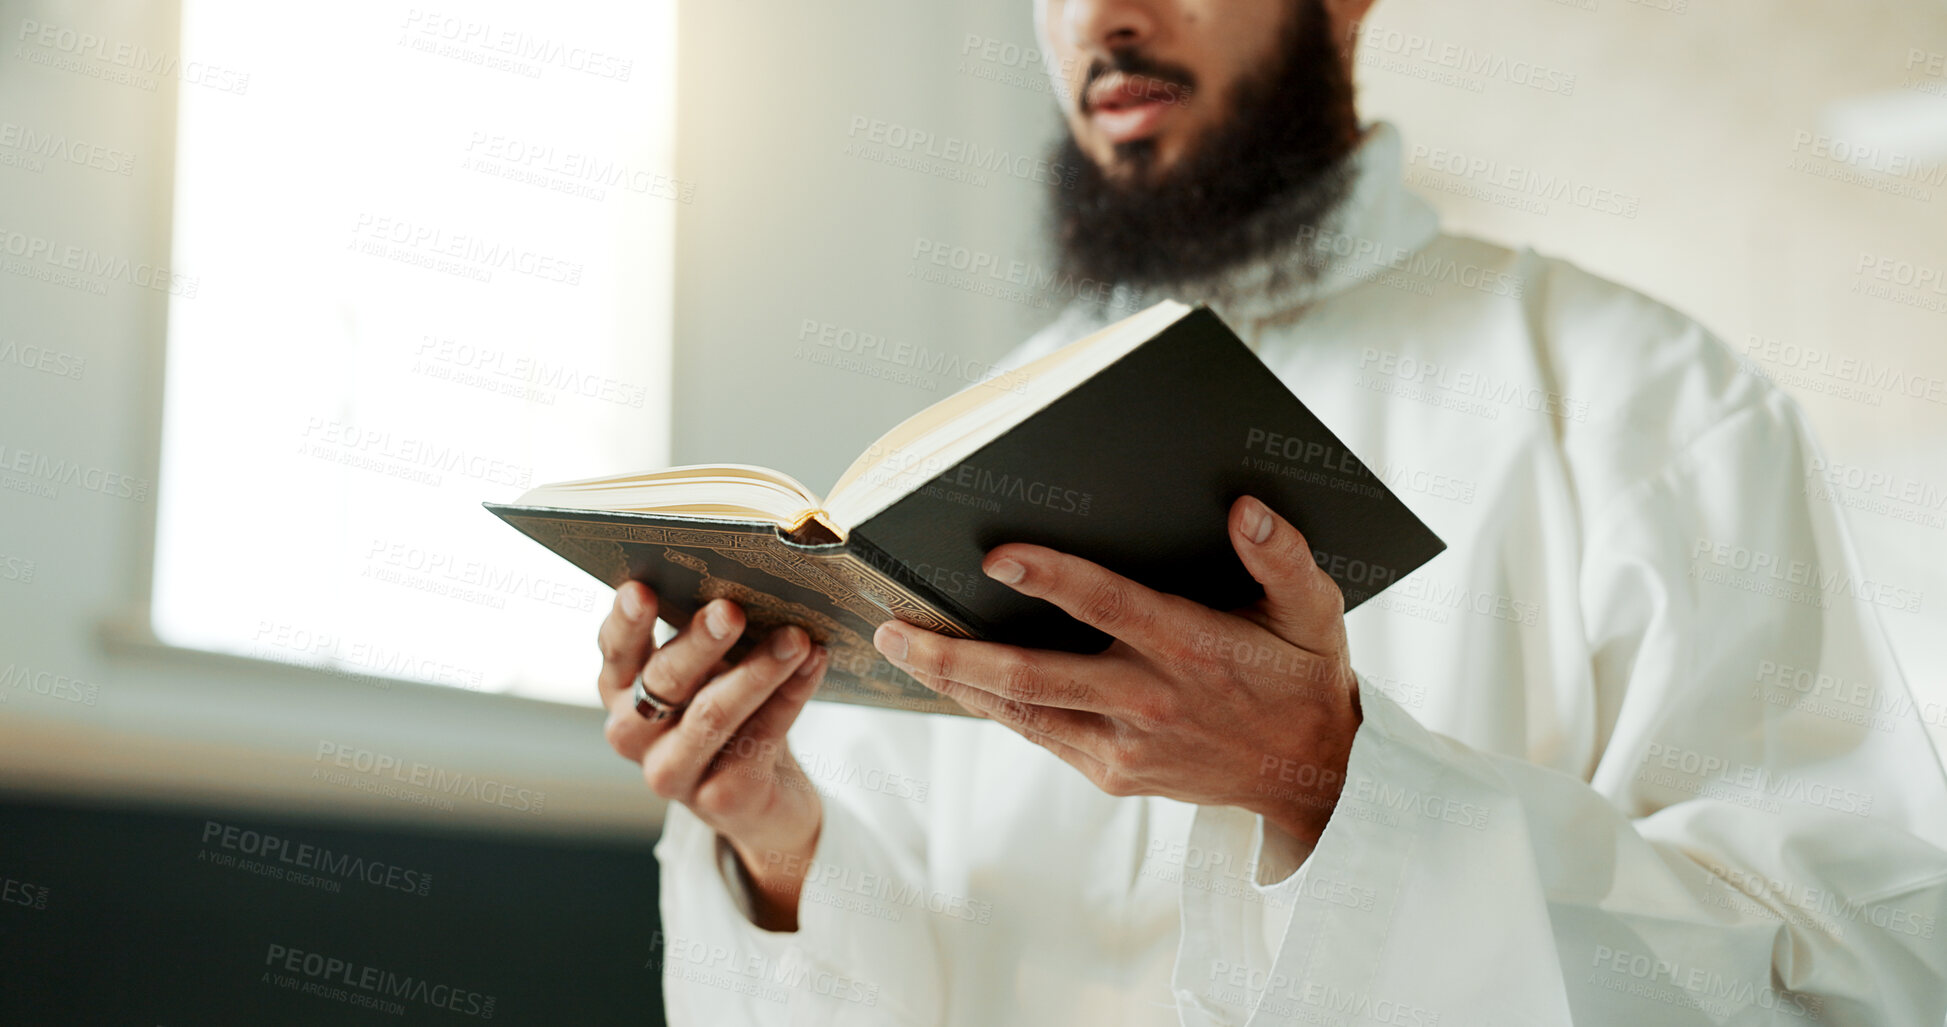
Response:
[669,0,1060,488]
[2,0,1942,839]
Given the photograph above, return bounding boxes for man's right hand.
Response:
[597,580,829,931]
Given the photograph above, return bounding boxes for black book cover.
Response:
[849,305,1446,653]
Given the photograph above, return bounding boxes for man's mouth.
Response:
[1085,72,1188,144]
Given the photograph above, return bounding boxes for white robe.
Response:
[654,122,1947,1026]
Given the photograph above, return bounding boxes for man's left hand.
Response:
[872,494,1362,847]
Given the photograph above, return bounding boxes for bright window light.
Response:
[154,0,677,705]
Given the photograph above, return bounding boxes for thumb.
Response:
[1228,495,1345,651]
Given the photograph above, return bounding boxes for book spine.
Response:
[837,532,991,639]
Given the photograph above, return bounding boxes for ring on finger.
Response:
[633,669,689,722]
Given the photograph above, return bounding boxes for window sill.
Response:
[0,604,663,841]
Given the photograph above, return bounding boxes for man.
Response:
[601,0,1947,1023]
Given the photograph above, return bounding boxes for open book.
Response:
[487,301,1444,716]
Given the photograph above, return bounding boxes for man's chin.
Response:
[1092,137,1189,190]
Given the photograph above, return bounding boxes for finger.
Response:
[978,544,1211,662]
[606,600,744,762]
[693,646,829,807]
[873,621,1112,713]
[1229,495,1346,655]
[986,709,1146,800]
[903,667,1104,751]
[606,656,734,764]
[638,598,747,710]
[596,581,660,703]
[734,646,826,746]
[1011,721,1113,789]
[642,628,816,800]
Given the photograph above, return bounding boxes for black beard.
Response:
[1047,0,1361,306]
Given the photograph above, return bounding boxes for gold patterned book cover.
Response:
[485,300,1446,717]
[484,506,981,716]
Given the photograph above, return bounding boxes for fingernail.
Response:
[787,649,828,698]
[619,586,643,620]
[1243,497,1274,544]
[874,622,907,660]
[771,627,803,659]
[985,557,1025,585]
[705,603,732,639]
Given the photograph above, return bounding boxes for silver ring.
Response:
[633,670,687,722]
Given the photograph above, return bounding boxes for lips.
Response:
[1085,72,1188,143]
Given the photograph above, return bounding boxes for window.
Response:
[153,0,677,704]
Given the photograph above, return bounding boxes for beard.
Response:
[1047,0,1362,306]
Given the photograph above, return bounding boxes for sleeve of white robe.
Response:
[653,706,945,1025]
[1170,385,1947,1026]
